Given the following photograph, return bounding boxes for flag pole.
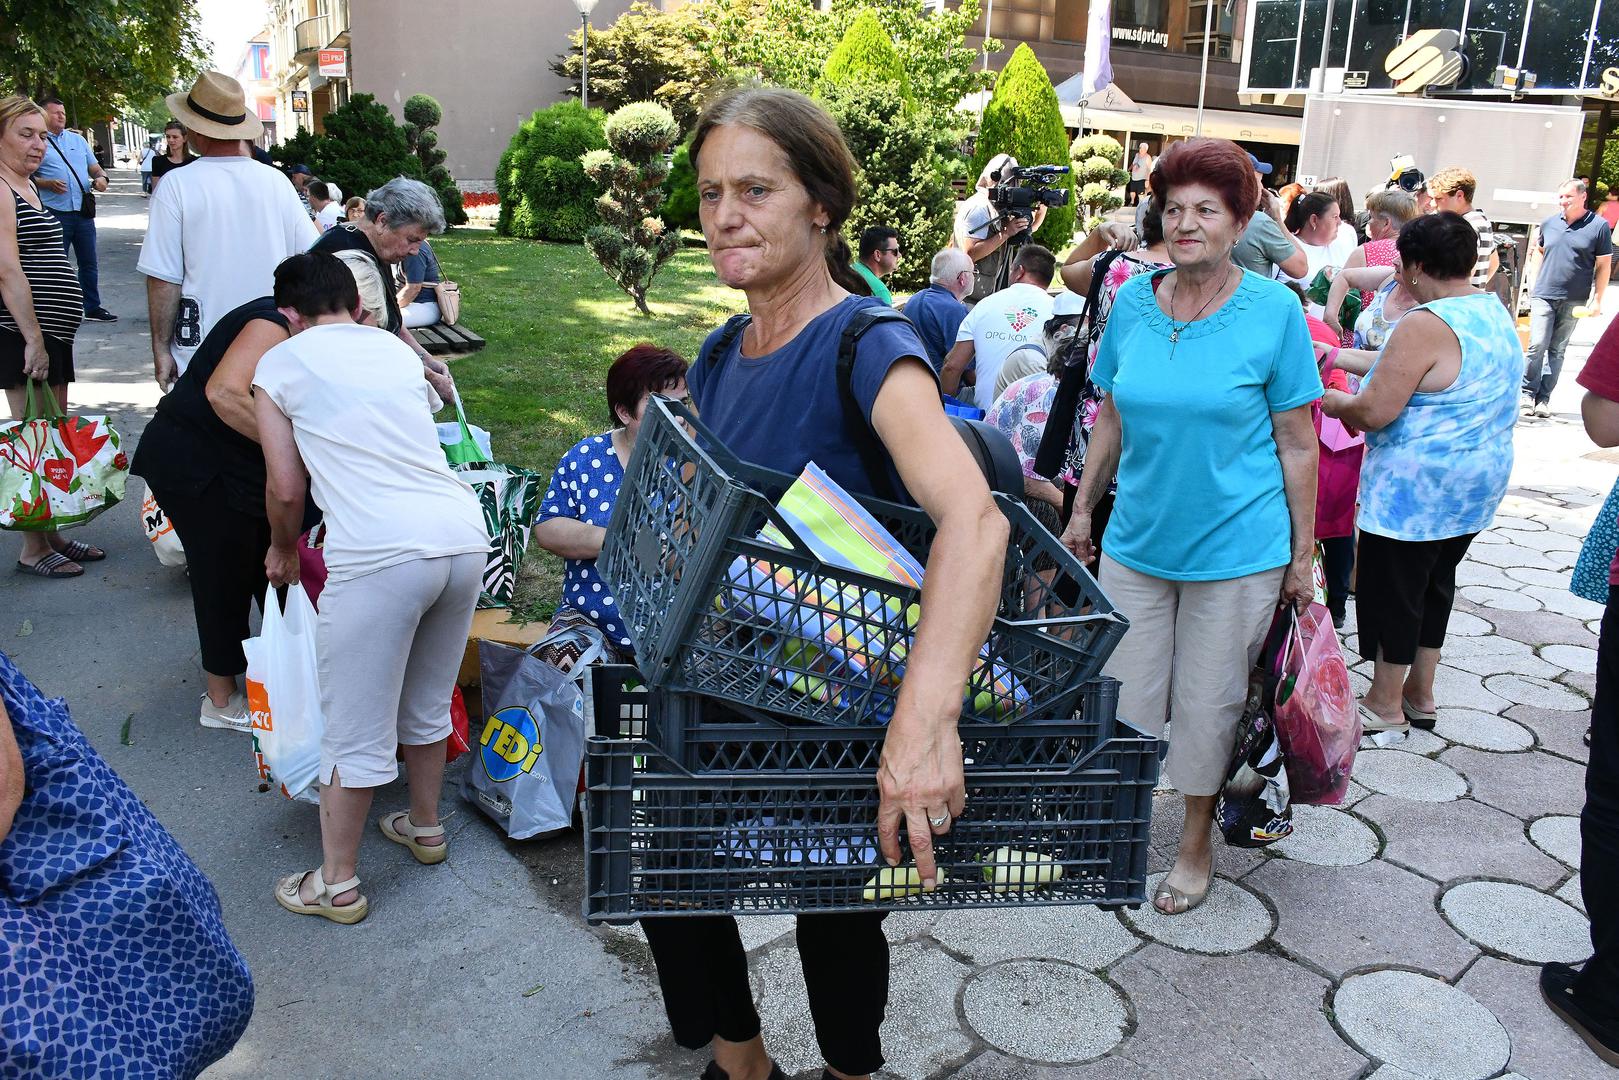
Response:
[1195,0,1214,135]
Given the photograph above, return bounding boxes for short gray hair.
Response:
[930,247,972,283]
[364,176,446,234]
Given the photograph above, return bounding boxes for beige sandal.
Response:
[275,868,368,924]
[379,811,448,865]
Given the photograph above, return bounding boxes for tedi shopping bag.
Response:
[244,585,325,804]
[463,635,595,838]
[0,381,127,531]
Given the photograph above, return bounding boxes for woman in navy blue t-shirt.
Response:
[638,87,1008,1080]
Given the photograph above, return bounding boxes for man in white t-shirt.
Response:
[940,244,1057,412]
[138,71,317,387]
[308,180,341,232]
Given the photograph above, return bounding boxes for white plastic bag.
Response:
[137,481,186,568]
[244,584,324,804]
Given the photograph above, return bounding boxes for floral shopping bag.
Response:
[0,382,127,531]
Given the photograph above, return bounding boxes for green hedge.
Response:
[496,101,607,242]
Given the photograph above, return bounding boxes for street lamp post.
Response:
[574,0,600,110]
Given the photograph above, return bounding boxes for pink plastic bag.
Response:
[296,525,327,610]
[1272,602,1361,805]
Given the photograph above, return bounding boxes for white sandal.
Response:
[275,868,368,924]
[379,811,448,865]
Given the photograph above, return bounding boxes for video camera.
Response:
[988,164,1071,224]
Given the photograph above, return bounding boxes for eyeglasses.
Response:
[881,247,901,256]
[652,392,694,410]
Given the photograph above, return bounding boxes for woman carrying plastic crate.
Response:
[636,87,1010,1080]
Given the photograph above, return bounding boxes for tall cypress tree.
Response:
[969,43,1076,251]
[821,9,912,106]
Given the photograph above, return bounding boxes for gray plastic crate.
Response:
[582,666,1158,921]
[598,399,1129,728]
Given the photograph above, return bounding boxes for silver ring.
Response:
[929,814,949,828]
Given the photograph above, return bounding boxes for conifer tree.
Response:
[969,44,1077,250]
[582,102,682,314]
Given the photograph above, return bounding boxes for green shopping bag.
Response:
[440,392,492,466]
[0,381,127,532]
[453,460,545,607]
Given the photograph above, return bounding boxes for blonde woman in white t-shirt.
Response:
[253,252,486,925]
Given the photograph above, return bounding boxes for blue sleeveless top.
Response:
[1357,293,1520,541]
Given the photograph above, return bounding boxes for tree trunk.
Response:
[632,287,651,316]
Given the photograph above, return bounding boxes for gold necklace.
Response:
[1167,267,1233,344]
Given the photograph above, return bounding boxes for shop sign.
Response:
[1385,29,1467,93]
[1601,67,1619,98]
[1112,25,1169,48]
[317,49,347,78]
[290,90,308,113]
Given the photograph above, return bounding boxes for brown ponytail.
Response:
[826,231,870,296]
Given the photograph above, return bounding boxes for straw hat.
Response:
[166,71,264,142]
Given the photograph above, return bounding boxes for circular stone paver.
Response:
[1360,726,1448,755]
[1333,970,1509,1080]
[1528,815,1582,868]
[1351,749,1467,802]
[1504,565,1575,589]
[1540,643,1598,675]
[1440,881,1591,963]
[1431,709,1534,752]
[1459,585,1541,612]
[962,960,1127,1063]
[1123,873,1274,954]
[1270,805,1379,866]
[1483,673,1589,712]
[1444,609,1494,637]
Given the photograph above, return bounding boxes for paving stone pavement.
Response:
[593,328,1617,1079]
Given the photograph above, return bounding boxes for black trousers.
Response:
[641,911,889,1075]
[1579,586,1619,1019]
[1320,535,1355,620]
[1354,531,1475,665]
[148,480,271,677]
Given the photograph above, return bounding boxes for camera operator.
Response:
[955,154,1048,305]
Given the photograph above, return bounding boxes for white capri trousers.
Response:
[1099,553,1286,797]
[402,299,441,328]
[316,552,483,787]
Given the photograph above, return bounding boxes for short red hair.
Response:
[606,343,689,427]
[1149,138,1261,224]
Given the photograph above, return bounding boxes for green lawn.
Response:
[431,230,740,621]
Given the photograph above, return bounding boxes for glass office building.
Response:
[1243,1,1619,95]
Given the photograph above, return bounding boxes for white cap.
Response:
[1052,290,1087,317]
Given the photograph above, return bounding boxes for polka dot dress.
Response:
[539,433,634,652]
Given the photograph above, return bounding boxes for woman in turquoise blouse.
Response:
[1322,212,1520,736]
[1063,138,1322,916]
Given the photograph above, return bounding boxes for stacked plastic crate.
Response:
[584,399,1156,921]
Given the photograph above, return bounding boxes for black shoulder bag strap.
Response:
[1033,248,1125,480]
[702,307,906,503]
[835,306,911,504]
[47,136,92,218]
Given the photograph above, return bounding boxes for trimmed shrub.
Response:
[497,101,607,242]
[401,93,466,226]
[270,94,421,202]
[823,80,960,293]
[821,9,911,104]
[583,101,682,314]
[969,44,1076,251]
[662,142,700,231]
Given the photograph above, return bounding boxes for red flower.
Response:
[112,452,128,471]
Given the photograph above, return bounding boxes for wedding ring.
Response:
[928,814,949,828]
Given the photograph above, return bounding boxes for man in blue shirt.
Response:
[1525,178,1613,417]
[900,247,972,371]
[33,99,115,321]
